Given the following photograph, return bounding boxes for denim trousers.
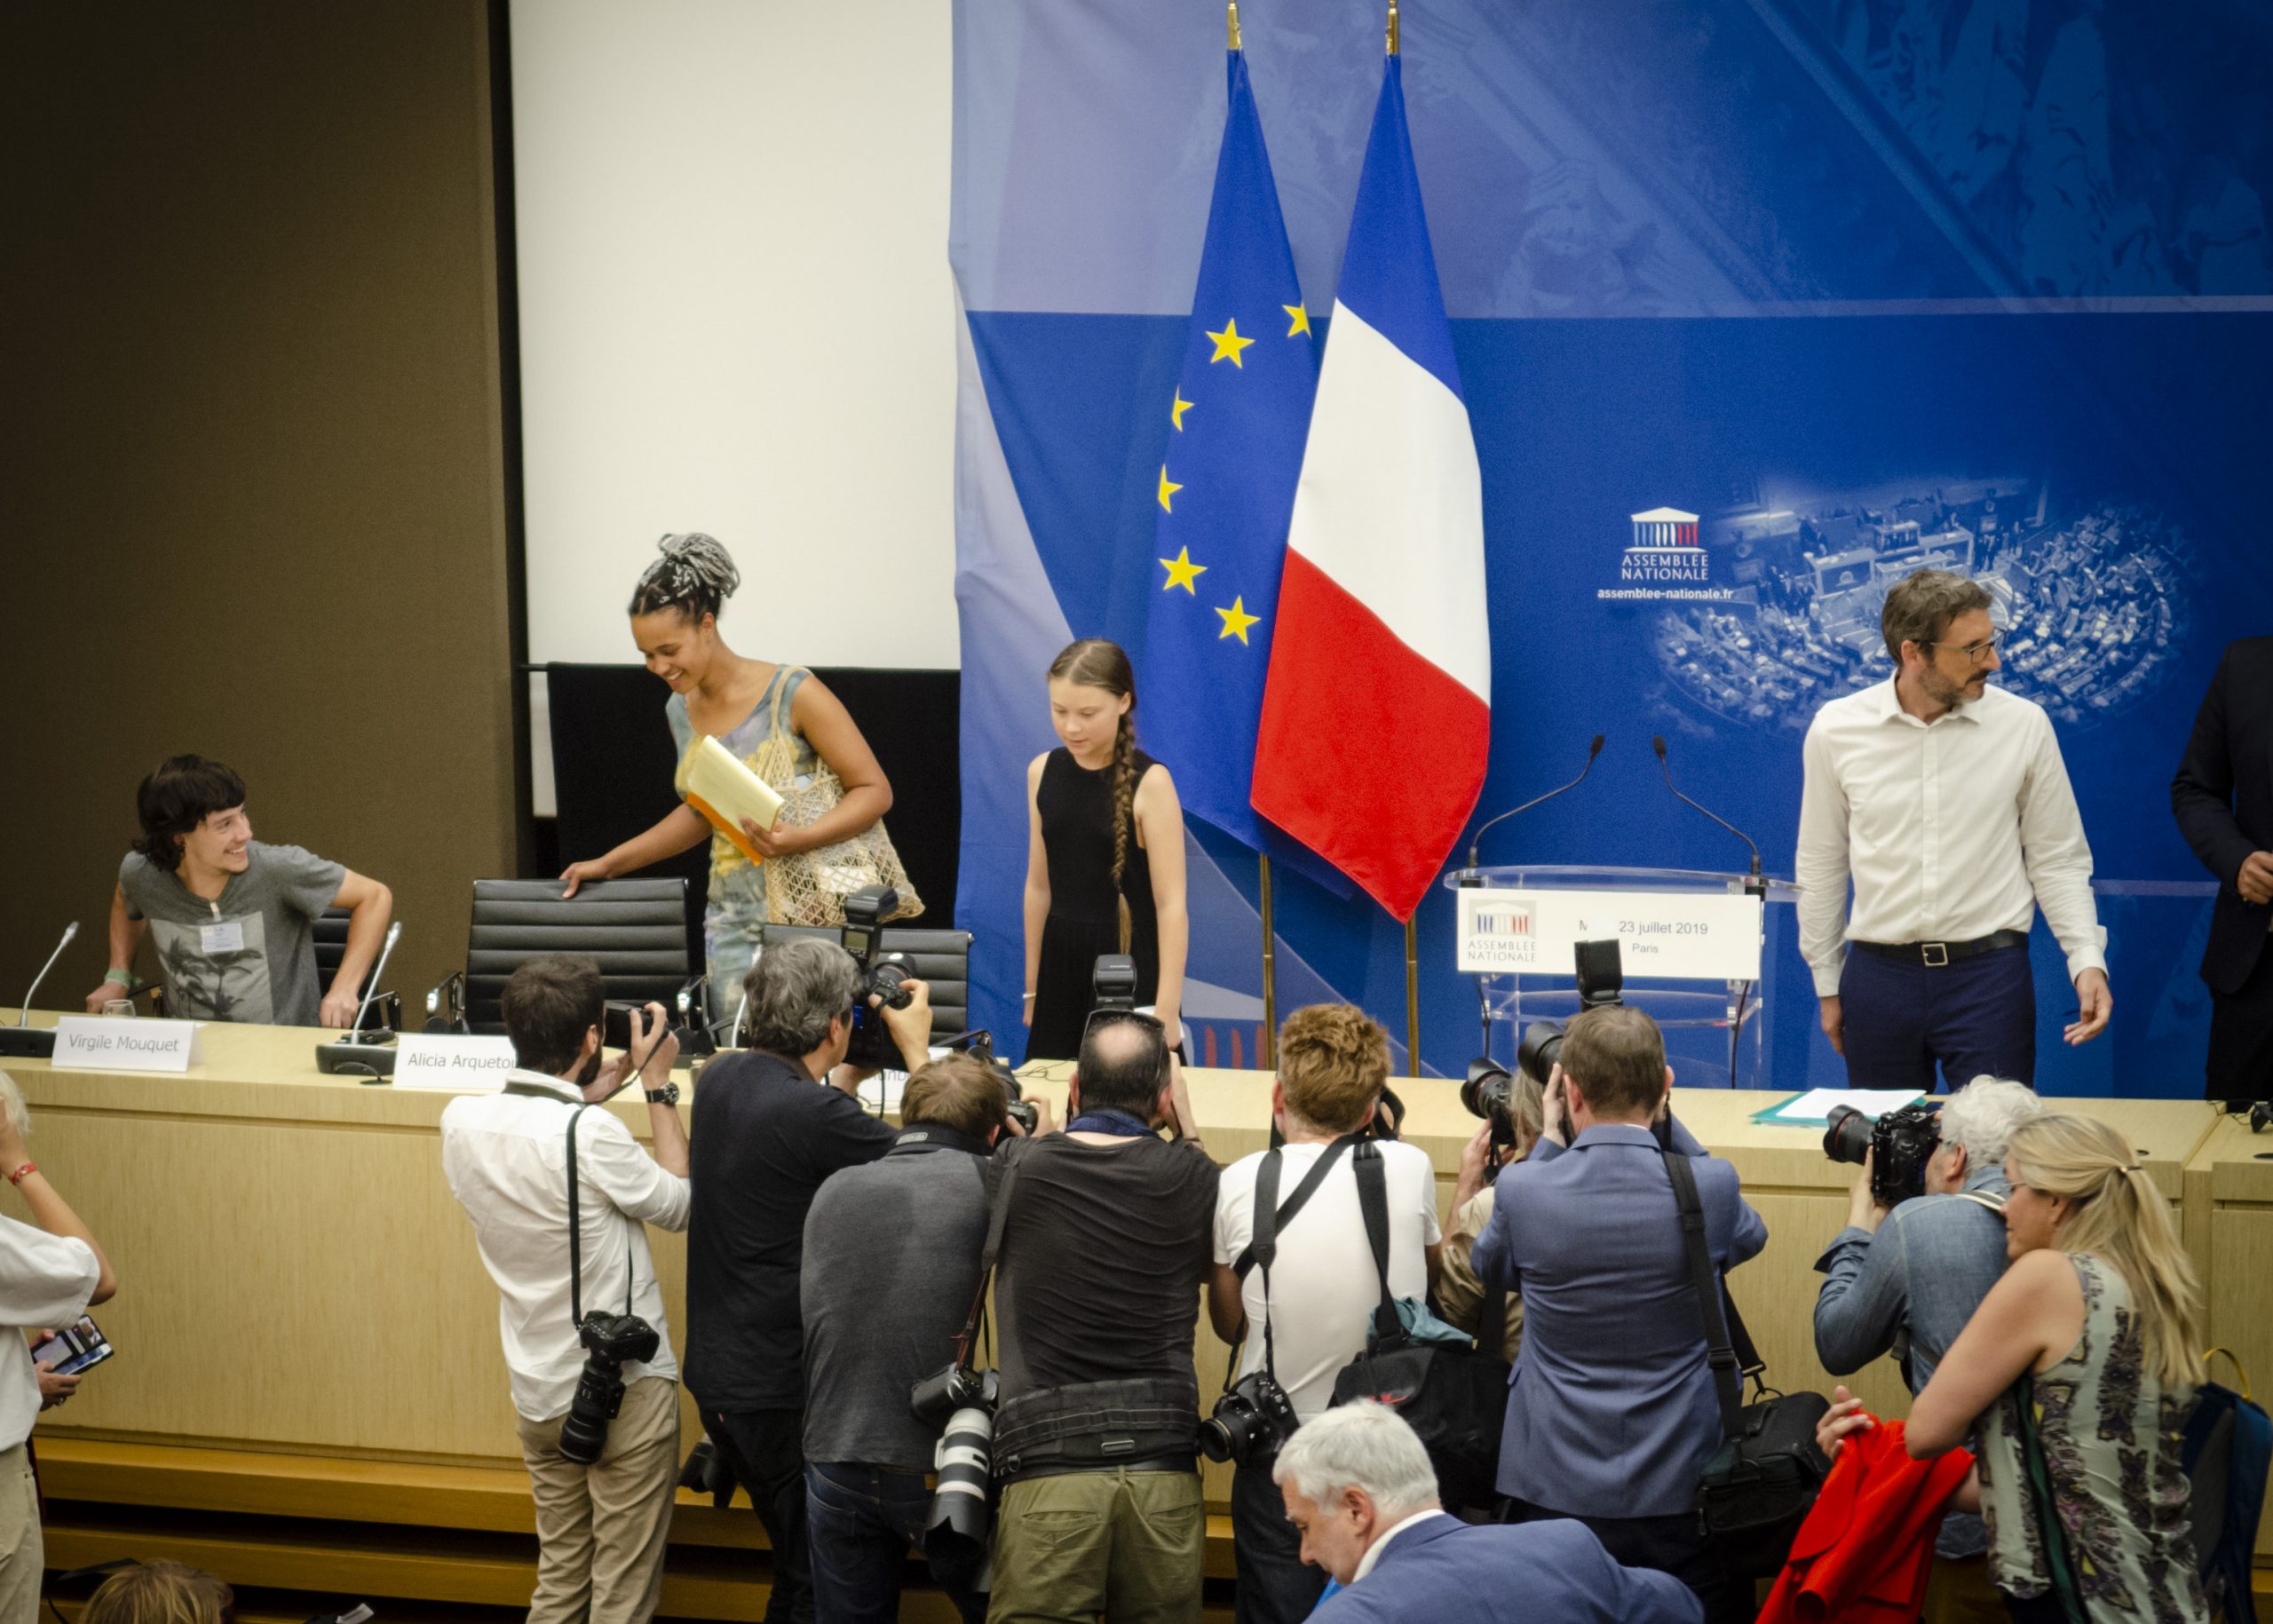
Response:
[804,1462,988,1624]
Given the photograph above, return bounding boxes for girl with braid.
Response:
[1022,638,1188,1061]
[559,534,893,1026]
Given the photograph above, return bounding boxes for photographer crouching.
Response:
[440,955,690,1624]
[684,935,934,1624]
[1811,1077,2041,1621]
[798,1051,1049,1624]
[990,1010,1218,1624]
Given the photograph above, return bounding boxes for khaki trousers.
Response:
[0,1443,37,1624]
[988,1469,1203,1624]
[515,1375,681,1624]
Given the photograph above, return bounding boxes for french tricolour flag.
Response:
[1251,51,1489,923]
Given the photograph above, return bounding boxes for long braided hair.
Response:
[627,532,742,622]
[1048,638,1140,951]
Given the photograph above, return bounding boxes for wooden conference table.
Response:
[3,1009,2266,1601]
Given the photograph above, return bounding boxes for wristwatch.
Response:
[644,1082,681,1107]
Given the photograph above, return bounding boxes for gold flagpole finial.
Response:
[1386,0,1400,55]
[1227,0,1242,51]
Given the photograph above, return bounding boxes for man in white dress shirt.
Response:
[441,955,691,1624]
[1796,570,2111,1090]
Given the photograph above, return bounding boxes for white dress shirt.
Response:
[1796,677,2106,996]
[1352,1508,1452,1583]
[441,1069,691,1422]
[0,1213,100,1451]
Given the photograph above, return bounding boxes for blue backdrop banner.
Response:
[950,0,2273,1097]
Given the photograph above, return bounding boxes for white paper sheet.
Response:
[1760,1087,1926,1127]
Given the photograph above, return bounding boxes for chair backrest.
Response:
[762,923,973,1042]
[464,878,691,1034]
[313,907,356,986]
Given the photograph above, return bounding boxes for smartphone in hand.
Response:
[32,1316,113,1376]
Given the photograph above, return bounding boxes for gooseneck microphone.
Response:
[17,923,78,1026]
[351,921,403,1034]
[1466,734,1606,871]
[1652,735,1762,881]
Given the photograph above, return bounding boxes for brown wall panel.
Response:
[2,2,518,1012]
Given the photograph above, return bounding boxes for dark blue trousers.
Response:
[1838,943,2036,1091]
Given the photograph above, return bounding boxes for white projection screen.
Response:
[509,1,957,810]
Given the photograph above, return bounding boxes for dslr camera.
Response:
[1824,1100,1942,1208]
[1511,938,1627,1088]
[1461,1058,1521,1151]
[1199,1368,1298,1467]
[843,885,916,1011]
[558,1310,661,1466]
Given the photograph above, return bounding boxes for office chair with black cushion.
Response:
[313,907,399,1032]
[426,878,702,1041]
[759,923,974,1048]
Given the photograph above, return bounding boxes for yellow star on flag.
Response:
[1206,318,1255,368]
[1159,547,1207,595]
[1157,465,1183,513]
[1170,392,1193,431]
[1283,304,1311,337]
[1215,596,1261,644]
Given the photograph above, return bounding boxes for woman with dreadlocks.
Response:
[1022,638,1188,1062]
[559,533,893,1026]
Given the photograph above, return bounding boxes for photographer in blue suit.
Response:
[1472,1005,1766,1624]
[1273,1402,1699,1624]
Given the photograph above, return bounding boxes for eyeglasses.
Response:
[1926,632,2000,667]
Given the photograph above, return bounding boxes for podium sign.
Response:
[50,1018,204,1073]
[1455,886,1762,980]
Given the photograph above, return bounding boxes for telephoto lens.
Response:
[1515,1019,1566,1087]
[926,1401,999,1553]
[558,1311,661,1466]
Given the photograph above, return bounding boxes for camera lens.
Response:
[1516,1019,1565,1087]
[869,959,915,1010]
[1822,1105,1874,1167]
[1460,1059,1513,1123]
[927,1405,996,1547]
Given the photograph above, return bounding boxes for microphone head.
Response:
[384,921,403,948]
[1651,734,1667,758]
[1588,733,1605,758]
[60,922,79,944]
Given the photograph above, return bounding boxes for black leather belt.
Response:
[1852,929,2030,968]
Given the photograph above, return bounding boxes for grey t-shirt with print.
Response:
[118,842,345,1026]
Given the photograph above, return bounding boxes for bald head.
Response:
[1073,1012,1170,1118]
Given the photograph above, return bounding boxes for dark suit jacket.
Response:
[2172,638,2273,994]
[1314,1514,1702,1624]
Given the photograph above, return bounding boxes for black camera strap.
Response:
[947,1153,1022,1373]
[1231,1134,1358,1280]
[565,1105,635,1328]
[1663,1144,1763,1443]
[1352,1142,1406,1348]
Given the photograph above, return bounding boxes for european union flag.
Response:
[1135,44,1317,852]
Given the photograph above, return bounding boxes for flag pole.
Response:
[1258,854,1277,1068]
[1385,0,1399,55]
[1227,0,1241,51]
[1404,915,1420,1077]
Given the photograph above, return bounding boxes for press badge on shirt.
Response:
[200,919,246,954]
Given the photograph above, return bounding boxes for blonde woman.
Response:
[83,1560,234,1624]
[1821,1113,2207,1623]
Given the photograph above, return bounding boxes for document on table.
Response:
[1754,1087,1927,1128]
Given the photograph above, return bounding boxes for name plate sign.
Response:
[1455,887,1762,981]
[393,1034,519,1092]
[51,1018,204,1073]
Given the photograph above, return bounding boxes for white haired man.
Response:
[1811,1075,2045,1620]
[1272,1403,1699,1624]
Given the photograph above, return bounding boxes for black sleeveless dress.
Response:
[1027,747,1160,1061]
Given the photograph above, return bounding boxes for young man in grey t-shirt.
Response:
[85,755,392,1028]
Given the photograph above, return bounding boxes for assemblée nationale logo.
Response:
[1621,507,1708,583]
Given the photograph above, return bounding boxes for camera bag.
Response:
[1327,1142,1509,1510]
[1664,1145,1830,1580]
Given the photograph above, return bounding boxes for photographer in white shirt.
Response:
[0,1069,118,1624]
